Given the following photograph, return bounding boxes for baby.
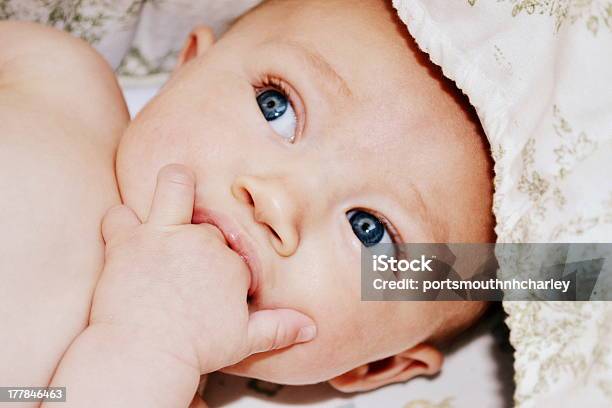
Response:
[0,0,494,406]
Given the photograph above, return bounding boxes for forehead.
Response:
[236,0,423,89]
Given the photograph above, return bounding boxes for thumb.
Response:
[247,309,316,355]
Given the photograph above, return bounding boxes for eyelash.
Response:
[254,74,305,141]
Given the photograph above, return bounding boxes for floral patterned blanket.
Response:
[392,0,612,406]
[0,0,259,76]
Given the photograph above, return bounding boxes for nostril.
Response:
[244,189,254,206]
[233,184,254,206]
[267,224,281,242]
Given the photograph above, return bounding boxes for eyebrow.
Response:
[270,40,353,97]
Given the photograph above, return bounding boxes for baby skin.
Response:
[1,0,494,406]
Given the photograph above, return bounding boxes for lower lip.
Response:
[192,209,259,296]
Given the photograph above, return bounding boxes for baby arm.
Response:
[0,21,128,392]
[43,165,317,408]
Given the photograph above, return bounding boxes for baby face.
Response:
[117,0,494,385]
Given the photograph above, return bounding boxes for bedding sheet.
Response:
[391,1,612,406]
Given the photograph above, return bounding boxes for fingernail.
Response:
[296,325,317,343]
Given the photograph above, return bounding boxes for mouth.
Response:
[192,207,261,296]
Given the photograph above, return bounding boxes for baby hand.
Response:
[92,164,316,374]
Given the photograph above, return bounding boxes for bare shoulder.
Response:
[0,20,129,134]
[0,21,128,393]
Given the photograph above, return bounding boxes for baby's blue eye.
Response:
[257,90,287,120]
[257,89,297,143]
[347,210,392,247]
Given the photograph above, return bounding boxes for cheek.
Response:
[236,243,377,382]
[227,313,366,384]
[227,232,431,383]
[117,92,256,218]
[260,236,363,330]
[116,109,196,219]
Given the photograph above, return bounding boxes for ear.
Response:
[176,26,216,68]
[328,344,443,393]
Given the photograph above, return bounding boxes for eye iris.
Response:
[349,210,385,247]
[257,90,288,121]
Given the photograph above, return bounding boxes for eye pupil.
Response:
[257,90,288,121]
[349,210,385,247]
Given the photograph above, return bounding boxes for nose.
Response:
[231,175,300,257]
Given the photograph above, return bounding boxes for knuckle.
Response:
[103,204,126,219]
[199,224,225,240]
[259,334,275,352]
[190,228,218,248]
[166,227,217,256]
[108,228,142,252]
[159,164,194,186]
[165,230,194,251]
[259,320,286,351]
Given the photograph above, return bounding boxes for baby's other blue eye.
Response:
[347,210,393,247]
[257,89,297,143]
[257,90,287,120]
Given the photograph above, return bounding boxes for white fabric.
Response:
[391,0,612,406]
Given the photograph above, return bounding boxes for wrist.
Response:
[46,323,201,408]
[82,323,200,404]
[89,309,203,362]
[86,321,201,369]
